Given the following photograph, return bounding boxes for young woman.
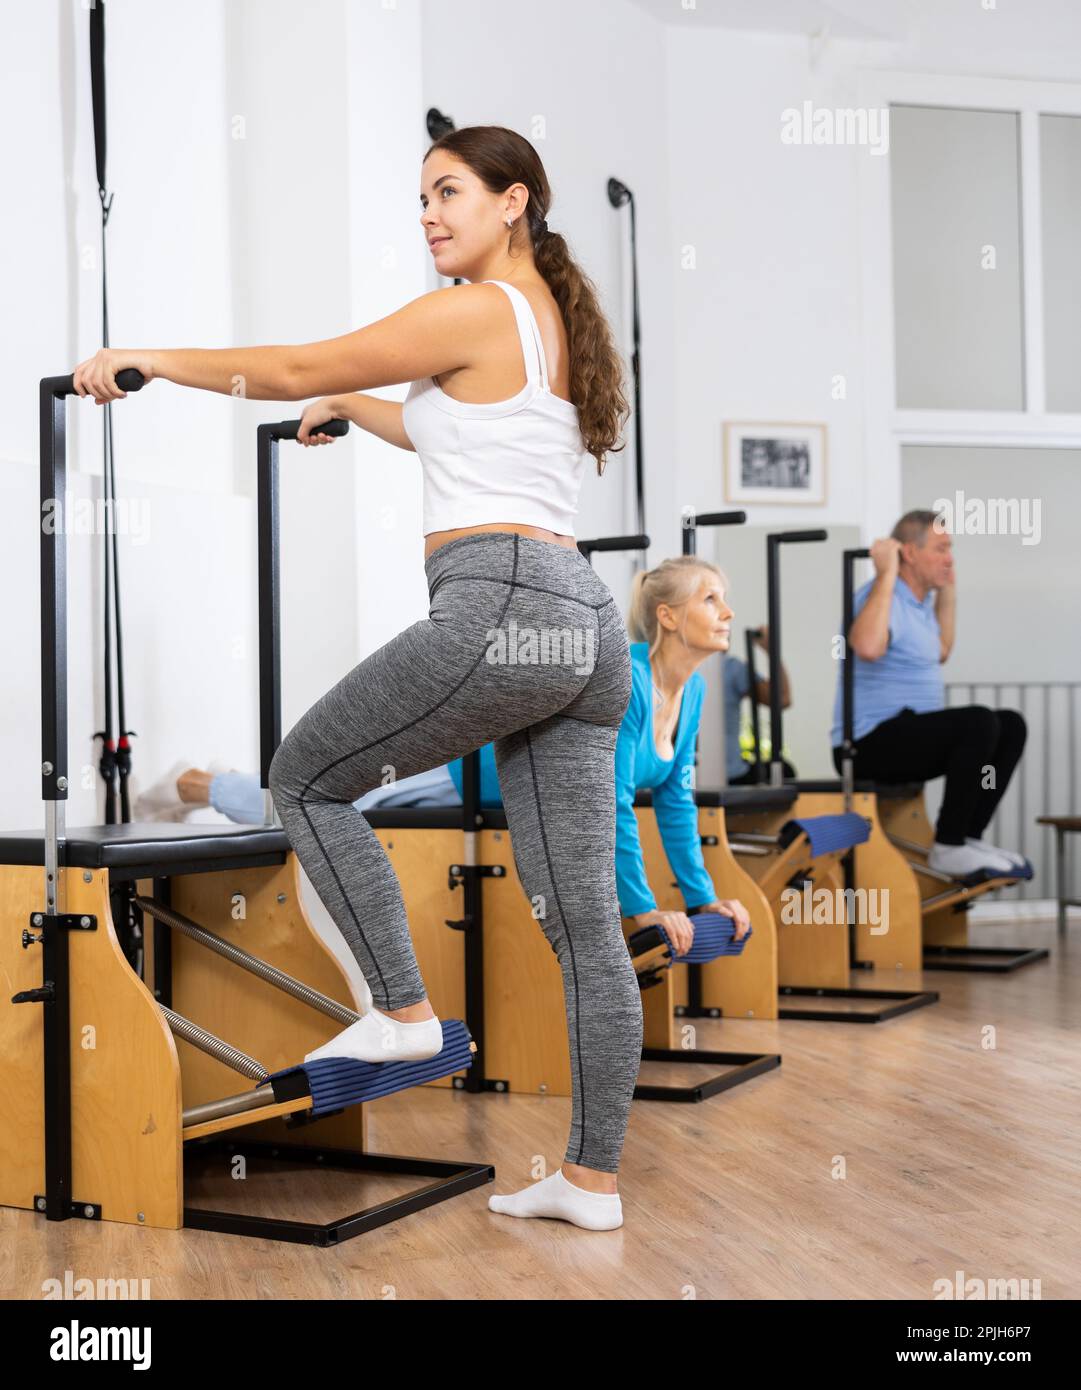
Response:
[73,126,640,1232]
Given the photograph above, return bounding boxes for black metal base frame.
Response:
[182,1139,493,1246]
[778,985,939,1024]
[921,944,1050,974]
[633,1047,781,1103]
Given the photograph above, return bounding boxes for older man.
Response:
[830,509,1027,879]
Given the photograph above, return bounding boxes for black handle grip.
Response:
[770,529,828,545]
[276,417,350,442]
[577,533,650,555]
[48,368,148,399]
[686,510,747,527]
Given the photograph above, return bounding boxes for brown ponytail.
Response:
[423,125,630,476]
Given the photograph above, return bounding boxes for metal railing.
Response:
[939,682,1081,902]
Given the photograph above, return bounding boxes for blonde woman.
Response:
[619,557,751,955]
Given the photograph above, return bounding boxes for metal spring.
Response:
[133,895,359,1024]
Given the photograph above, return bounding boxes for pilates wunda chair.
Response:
[677,524,938,1023]
[0,371,492,1247]
[839,550,1047,975]
[374,531,780,1105]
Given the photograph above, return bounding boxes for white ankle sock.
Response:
[488,1167,623,1231]
[966,836,1025,869]
[304,1007,443,1065]
[929,840,1013,877]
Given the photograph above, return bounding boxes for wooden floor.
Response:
[4,917,1078,1301]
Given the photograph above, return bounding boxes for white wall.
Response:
[0,0,421,831]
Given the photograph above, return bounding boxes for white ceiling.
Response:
[626,0,902,40]
[626,0,1081,54]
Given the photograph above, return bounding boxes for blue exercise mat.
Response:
[265,1019,475,1117]
[779,812,870,857]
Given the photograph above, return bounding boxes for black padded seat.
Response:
[636,786,797,812]
[787,778,879,794]
[1,808,486,878]
[0,822,290,880]
[872,782,925,799]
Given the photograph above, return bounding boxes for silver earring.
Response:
[505,217,514,227]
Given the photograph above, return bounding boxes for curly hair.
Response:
[423,125,630,476]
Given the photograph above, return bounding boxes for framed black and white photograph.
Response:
[723,421,827,505]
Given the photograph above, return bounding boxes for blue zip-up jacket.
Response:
[448,641,715,917]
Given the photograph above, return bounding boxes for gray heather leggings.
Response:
[269,531,642,1173]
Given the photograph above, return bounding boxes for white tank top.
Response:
[402,280,587,536]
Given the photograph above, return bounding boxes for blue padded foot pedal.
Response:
[778,812,870,856]
[628,912,752,967]
[681,911,752,961]
[958,860,1031,887]
[265,1019,475,1117]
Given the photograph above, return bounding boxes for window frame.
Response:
[856,70,1081,533]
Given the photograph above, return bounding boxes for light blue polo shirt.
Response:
[830,575,944,746]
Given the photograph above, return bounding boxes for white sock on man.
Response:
[304,1008,443,1065]
[929,840,1013,877]
[488,1168,623,1231]
[965,837,1026,869]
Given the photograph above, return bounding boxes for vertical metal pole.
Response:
[1017,684,1026,882]
[257,424,281,826]
[1070,685,1077,830]
[1038,682,1046,897]
[627,195,645,540]
[840,548,871,966]
[1056,828,1066,936]
[460,749,486,1090]
[40,380,69,897]
[151,875,174,1007]
[682,512,750,788]
[841,549,868,815]
[745,628,762,782]
[39,377,73,1220]
[1070,686,1077,903]
[767,537,783,788]
[682,511,727,788]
